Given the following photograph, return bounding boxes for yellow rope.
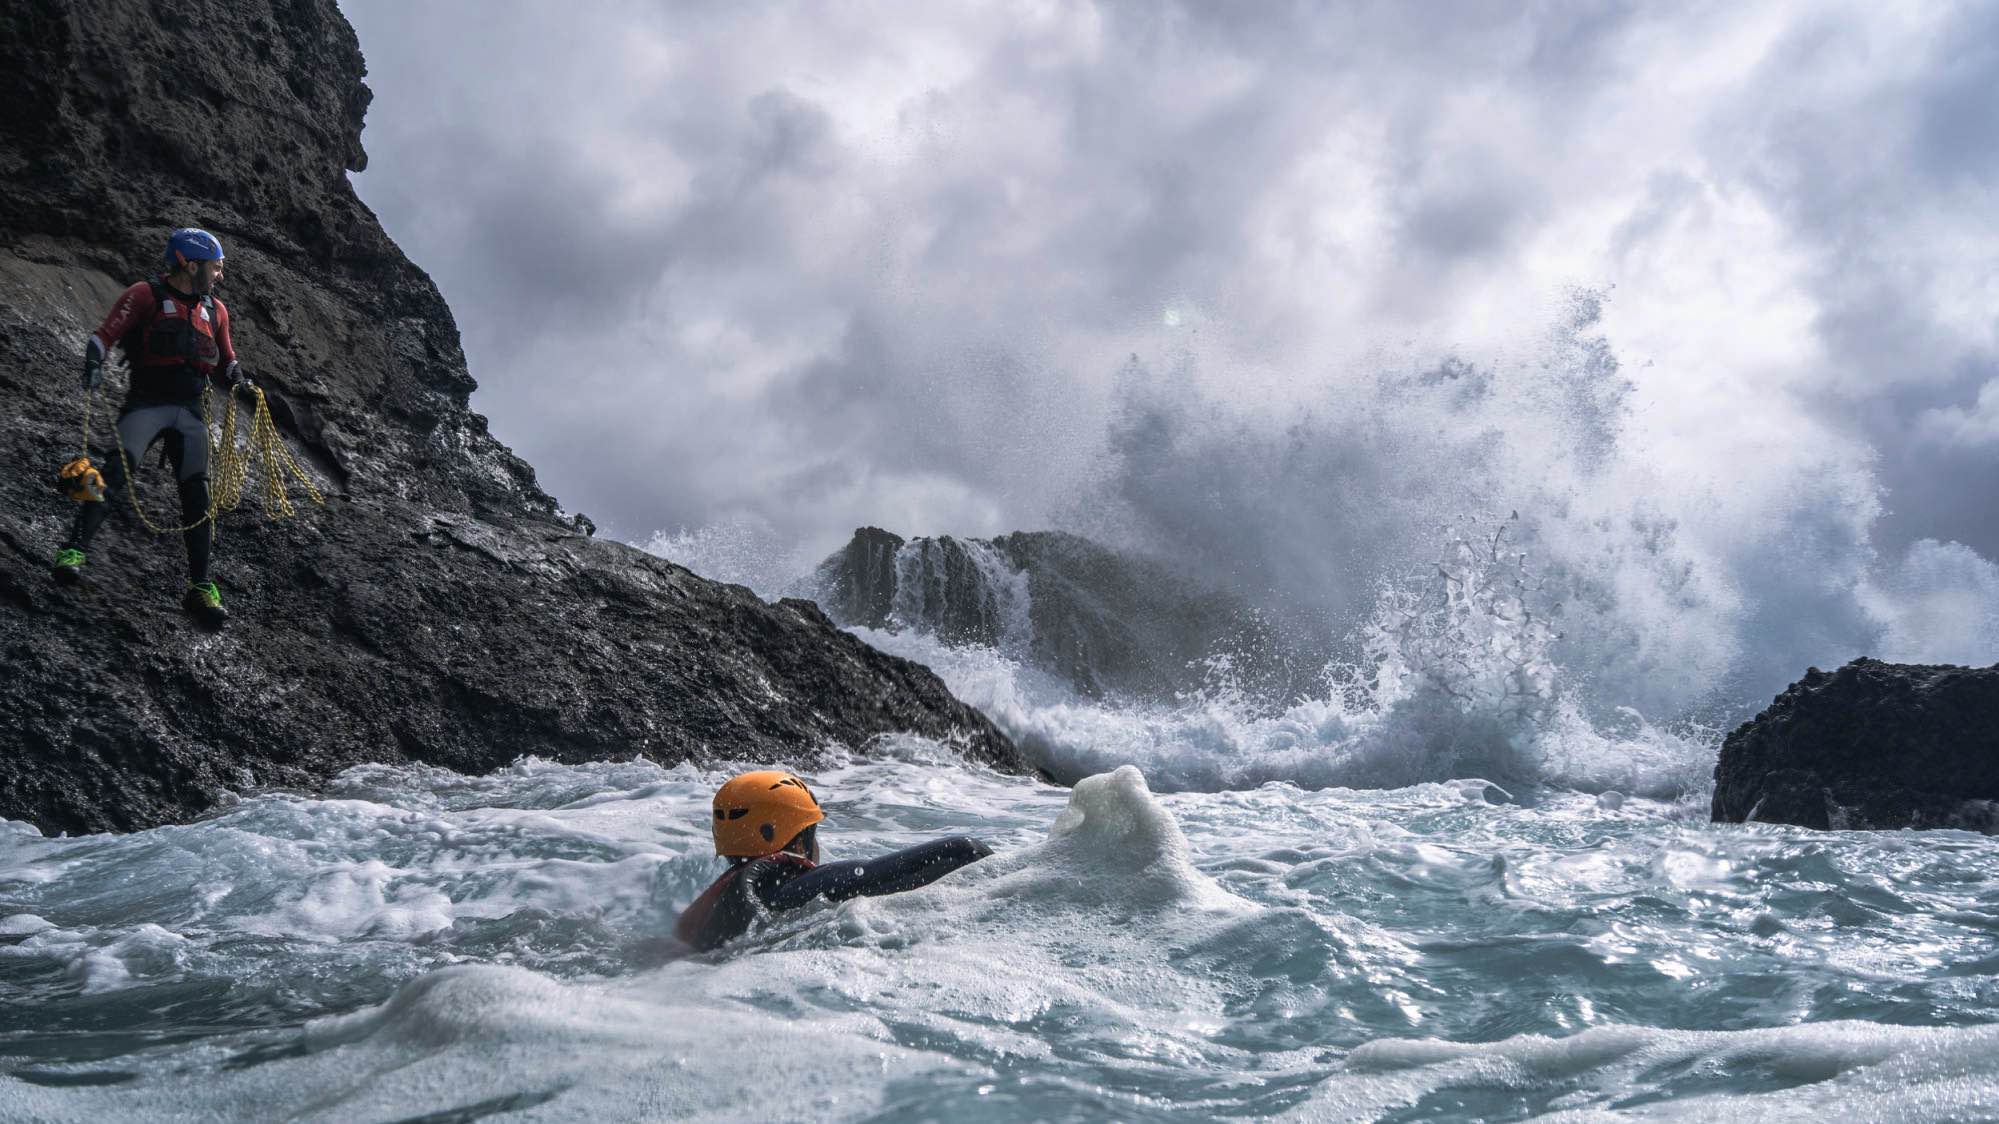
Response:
[230,385,325,522]
[79,381,325,535]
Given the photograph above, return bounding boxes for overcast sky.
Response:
[339,1,1998,582]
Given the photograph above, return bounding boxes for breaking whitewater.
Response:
[7,302,1999,1120]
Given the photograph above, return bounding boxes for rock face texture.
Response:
[815,528,1327,702]
[1711,658,1999,833]
[0,0,1021,835]
[816,527,906,633]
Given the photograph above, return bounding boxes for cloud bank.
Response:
[340,0,1999,708]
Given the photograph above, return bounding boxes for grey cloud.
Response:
[1394,168,1543,266]
[1912,3,1999,184]
[1706,1,1999,554]
[1608,171,1705,262]
[338,0,1998,597]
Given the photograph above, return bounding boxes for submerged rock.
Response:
[0,0,1022,835]
[813,527,1331,702]
[1711,658,1999,833]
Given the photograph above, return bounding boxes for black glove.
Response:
[80,355,103,392]
[224,361,255,394]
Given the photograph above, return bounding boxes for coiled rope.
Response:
[78,381,325,535]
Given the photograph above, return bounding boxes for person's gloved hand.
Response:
[224,361,255,395]
[80,355,103,392]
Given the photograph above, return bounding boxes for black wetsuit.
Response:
[674,836,992,952]
[68,279,240,582]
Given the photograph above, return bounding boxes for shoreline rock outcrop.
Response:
[0,0,1023,835]
[1711,658,1999,833]
[814,527,1331,702]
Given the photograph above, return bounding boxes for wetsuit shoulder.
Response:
[764,836,993,910]
[675,841,991,951]
[675,855,817,952]
[93,281,157,350]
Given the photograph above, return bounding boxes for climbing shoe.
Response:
[51,548,86,585]
[183,580,228,627]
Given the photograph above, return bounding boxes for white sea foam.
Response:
[3,759,1993,1120]
[1288,1021,1999,1122]
[857,623,1715,798]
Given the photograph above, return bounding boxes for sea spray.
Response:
[856,517,1715,796]
[889,535,1035,650]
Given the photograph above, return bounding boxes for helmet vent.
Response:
[770,777,819,806]
[711,770,825,857]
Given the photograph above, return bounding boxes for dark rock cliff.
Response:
[817,527,905,631]
[815,527,1328,702]
[0,0,1023,835]
[1711,658,1999,833]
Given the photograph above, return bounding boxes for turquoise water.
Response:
[3,742,1996,1121]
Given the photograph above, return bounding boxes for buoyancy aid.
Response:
[123,281,226,402]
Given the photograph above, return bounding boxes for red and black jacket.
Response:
[92,279,238,404]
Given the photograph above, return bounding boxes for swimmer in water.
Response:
[674,770,993,951]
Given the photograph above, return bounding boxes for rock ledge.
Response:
[1711,658,1999,833]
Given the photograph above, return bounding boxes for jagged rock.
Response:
[1711,658,1999,833]
[814,528,1329,701]
[815,526,904,629]
[0,0,1022,835]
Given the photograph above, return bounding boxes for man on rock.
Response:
[52,227,254,626]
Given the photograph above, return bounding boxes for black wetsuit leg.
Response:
[66,477,117,552]
[764,836,993,910]
[155,405,213,582]
[67,404,156,552]
[65,402,210,574]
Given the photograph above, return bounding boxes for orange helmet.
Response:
[712,770,824,858]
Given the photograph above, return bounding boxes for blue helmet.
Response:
[163,228,225,273]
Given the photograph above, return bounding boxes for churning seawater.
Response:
[3,683,1998,1123]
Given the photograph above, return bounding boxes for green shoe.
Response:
[51,548,85,585]
[183,580,228,627]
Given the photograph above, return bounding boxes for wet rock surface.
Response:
[815,527,1330,702]
[0,0,1021,835]
[1711,658,1999,833]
